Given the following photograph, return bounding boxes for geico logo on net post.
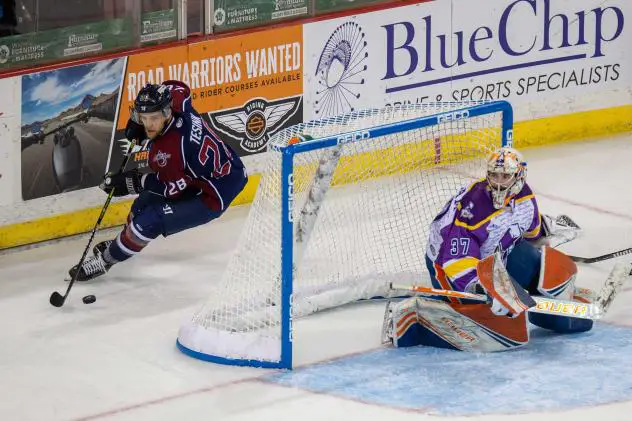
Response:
[337,130,371,145]
[437,110,470,124]
[506,129,514,147]
[287,173,294,223]
[289,293,295,342]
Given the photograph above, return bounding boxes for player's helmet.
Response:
[485,147,527,209]
[132,84,172,122]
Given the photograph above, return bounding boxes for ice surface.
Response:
[1,134,631,421]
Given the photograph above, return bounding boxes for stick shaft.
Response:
[57,189,116,300]
[390,283,602,320]
[570,247,632,264]
[54,142,137,305]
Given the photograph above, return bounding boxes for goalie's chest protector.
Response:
[464,184,539,258]
[428,181,540,263]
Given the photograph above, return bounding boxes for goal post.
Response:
[177,100,514,369]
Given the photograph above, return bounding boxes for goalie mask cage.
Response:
[177,100,513,369]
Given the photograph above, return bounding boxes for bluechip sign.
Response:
[302,0,629,121]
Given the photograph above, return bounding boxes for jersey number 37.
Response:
[450,238,470,256]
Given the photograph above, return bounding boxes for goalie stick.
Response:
[390,283,600,320]
[390,260,631,320]
[49,139,137,308]
[569,247,632,264]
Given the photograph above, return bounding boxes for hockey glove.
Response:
[490,298,515,317]
[100,169,143,197]
[467,281,515,317]
[125,118,147,143]
[539,214,581,248]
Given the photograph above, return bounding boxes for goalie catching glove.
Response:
[100,169,143,197]
[538,214,581,248]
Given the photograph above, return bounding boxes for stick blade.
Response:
[49,291,65,307]
[597,261,632,315]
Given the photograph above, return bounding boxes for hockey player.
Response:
[383,146,592,352]
[68,81,247,281]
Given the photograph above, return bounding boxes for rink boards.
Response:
[0,0,630,249]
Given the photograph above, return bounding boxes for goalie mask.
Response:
[486,147,527,209]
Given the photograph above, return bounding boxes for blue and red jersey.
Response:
[140,80,247,212]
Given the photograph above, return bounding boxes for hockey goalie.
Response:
[382,146,628,352]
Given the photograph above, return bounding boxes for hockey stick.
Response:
[569,247,632,264]
[49,140,137,308]
[545,214,632,263]
[389,283,605,320]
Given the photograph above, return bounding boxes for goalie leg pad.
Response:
[416,298,529,352]
[425,255,452,294]
[387,297,529,352]
[528,312,593,334]
[537,246,577,300]
[386,298,449,349]
[528,246,593,333]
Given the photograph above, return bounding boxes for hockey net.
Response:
[177,101,512,368]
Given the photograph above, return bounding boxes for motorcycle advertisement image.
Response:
[20,57,125,200]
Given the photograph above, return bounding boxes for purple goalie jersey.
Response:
[426,180,542,292]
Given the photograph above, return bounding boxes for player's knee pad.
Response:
[133,203,168,239]
[131,190,165,215]
[528,312,593,333]
[537,246,577,300]
[161,203,218,236]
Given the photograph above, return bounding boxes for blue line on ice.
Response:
[267,324,632,416]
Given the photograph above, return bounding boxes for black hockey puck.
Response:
[82,295,96,304]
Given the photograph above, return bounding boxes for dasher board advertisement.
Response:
[112,24,303,171]
[303,0,629,121]
[21,58,126,200]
